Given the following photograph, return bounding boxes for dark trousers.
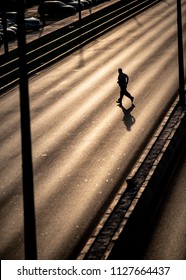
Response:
[118,85,133,103]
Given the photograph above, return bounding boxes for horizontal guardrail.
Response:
[0,0,160,93]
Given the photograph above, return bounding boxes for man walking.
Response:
[116,68,134,105]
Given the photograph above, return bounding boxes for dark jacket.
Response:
[118,72,129,87]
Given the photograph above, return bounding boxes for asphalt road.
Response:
[0,0,186,259]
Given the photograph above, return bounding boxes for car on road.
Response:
[73,0,92,9]
[0,19,18,34]
[61,0,84,11]
[0,25,17,41]
[5,12,42,31]
[38,1,76,18]
[0,32,4,45]
[24,17,42,31]
[0,18,18,41]
[61,0,91,10]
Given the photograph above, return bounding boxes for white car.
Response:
[24,17,42,31]
[6,12,42,31]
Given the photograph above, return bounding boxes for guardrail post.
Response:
[78,0,82,22]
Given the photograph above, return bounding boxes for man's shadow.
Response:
[118,103,136,131]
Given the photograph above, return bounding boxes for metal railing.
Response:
[0,0,160,93]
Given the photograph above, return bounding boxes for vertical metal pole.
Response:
[78,0,82,22]
[16,0,37,259]
[177,0,185,106]
[41,0,45,27]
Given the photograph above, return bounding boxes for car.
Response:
[3,12,17,23]
[38,1,76,18]
[5,12,42,31]
[0,25,17,41]
[81,0,92,8]
[24,17,42,31]
[0,32,4,45]
[59,0,84,11]
[1,19,18,34]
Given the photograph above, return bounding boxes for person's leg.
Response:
[125,89,134,102]
[117,87,124,103]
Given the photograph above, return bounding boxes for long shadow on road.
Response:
[118,103,136,131]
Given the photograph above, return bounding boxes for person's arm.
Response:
[126,74,129,84]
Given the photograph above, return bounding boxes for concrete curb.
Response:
[78,96,186,259]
